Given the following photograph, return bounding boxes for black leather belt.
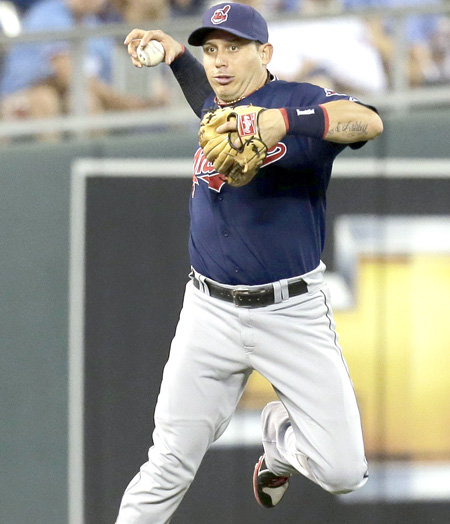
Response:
[191,273,308,308]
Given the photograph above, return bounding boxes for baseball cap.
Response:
[188,2,269,46]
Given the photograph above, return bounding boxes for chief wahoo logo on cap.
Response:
[211,4,230,24]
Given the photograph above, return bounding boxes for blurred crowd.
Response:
[243,0,450,92]
[0,0,448,140]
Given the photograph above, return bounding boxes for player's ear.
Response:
[260,43,273,65]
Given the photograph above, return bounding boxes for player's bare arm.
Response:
[216,102,383,150]
[321,100,383,143]
[124,29,184,68]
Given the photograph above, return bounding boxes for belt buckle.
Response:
[232,287,269,308]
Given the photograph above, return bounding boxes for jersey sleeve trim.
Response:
[279,108,290,133]
[319,104,329,138]
[176,44,186,60]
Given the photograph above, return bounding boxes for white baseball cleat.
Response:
[253,454,291,509]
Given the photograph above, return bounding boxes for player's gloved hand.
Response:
[198,105,269,188]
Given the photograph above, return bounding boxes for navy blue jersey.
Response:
[190,79,363,285]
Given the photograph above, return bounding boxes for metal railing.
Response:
[0,3,449,139]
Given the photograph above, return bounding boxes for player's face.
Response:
[202,30,272,103]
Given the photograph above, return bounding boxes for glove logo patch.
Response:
[238,113,257,137]
[211,5,231,24]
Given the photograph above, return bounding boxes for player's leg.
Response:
[250,272,367,498]
[115,282,251,524]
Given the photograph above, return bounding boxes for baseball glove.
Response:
[198,105,268,187]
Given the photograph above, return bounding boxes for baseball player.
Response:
[118,3,383,522]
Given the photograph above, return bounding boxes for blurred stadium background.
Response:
[1,1,449,523]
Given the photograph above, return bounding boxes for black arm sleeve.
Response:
[169,47,214,118]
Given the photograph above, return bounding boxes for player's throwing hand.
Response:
[124,29,184,68]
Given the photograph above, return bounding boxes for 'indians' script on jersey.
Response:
[192,142,287,195]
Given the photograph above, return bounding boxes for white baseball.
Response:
[137,40,165,67]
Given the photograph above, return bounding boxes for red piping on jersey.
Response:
[319,104,329,138]
[279,108,290,133]
[174,45,186,61]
